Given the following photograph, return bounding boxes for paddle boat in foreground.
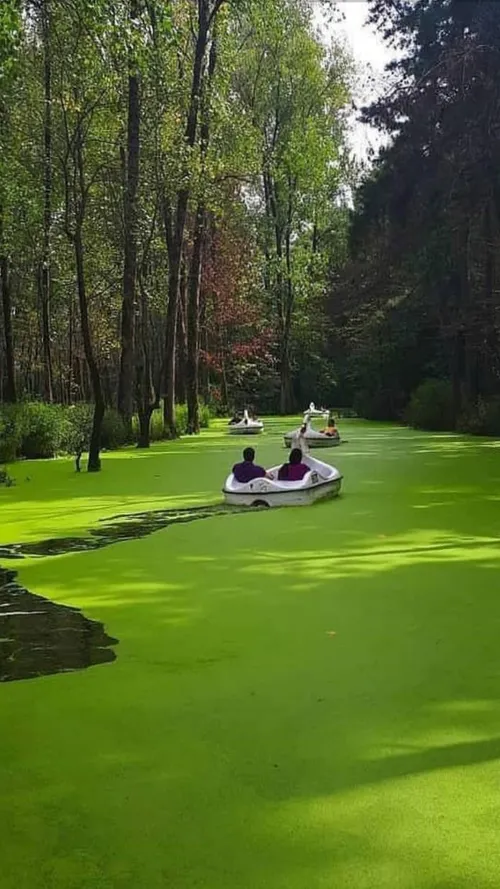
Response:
[223,453,342,508]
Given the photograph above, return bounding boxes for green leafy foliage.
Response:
[1,0,354,447]
[0,403,23,462]
[458,397,500,437]
[19,403,68,459]
[62,404,94,455]
[341,0,500,430]
[0,0,21,85]
[0,466,14,485]
[100,409,130,450]
[405,380,455,432]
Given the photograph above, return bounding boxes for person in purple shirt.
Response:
[278,448,309,482]
[232,447,267,484]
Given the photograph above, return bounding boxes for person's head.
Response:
[289,448,303,465]
[243,447,255,463]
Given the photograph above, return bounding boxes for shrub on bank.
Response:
[353,387,406,421]
[19,402,68,459]
[134,402,211,441]
[0,399,212,463]
[405,379,455,431]
[176,402,210,434]
[101,408,129,450]
[458,396,500,437]
[61,404,93,455]
[0,404,23,462]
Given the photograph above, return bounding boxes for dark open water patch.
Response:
[0,503,253,559]
[0,567,117,683]
[0,503,254,683]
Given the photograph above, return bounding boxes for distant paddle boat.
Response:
[305,401,328,417]
[284,406,341,449]
[228,409,264,435]
[223,452,342,508]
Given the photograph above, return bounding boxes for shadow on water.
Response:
[0,566,117,683]
[0,504,255,683]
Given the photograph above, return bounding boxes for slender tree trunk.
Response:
[453,224,471,421]
[163,1,211,438]
[136,244,158,447]
[68,295,73,402]
[186,206,204,433]
[41,0,53,402]
[74,227,104,471]
[163,256,180,435]
[186,32,217,434]
[199,295,209,401]
[280,182,294,414]
[0,210,16,403]
[176,258,187,404]
[118,0,141,430]
[279,340,292,414]
[136,336,155,447]
[264,165,293,413]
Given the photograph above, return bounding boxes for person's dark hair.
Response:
[243,447,255,462]
[289,448,302,465]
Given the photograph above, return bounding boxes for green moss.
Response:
[1,419,500,888]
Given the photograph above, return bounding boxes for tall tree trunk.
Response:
[457,224,472,418]
[186,205,204,433]
[74,227,104,471]
[162,1,211,438]
[118,0,141,431]
[67,294,73,402]
[279,339,292,414]
[176,258,187,404]
[136,271,157,448]
[186,31,217,434]
[199,295,209,401]
[41,0,53,402]
[162,253,180,435]
[0,209,16,403]
[280,182,294,414]
[264,165,293,414]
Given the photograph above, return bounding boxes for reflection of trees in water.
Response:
[0,568,117,683]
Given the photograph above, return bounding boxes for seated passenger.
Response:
[232,447,266,484]
[321,414,339,437]
[278,448,309,482]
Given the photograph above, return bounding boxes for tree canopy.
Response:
[0,0,353,468]
[340,0,500,431]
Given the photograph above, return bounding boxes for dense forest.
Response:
[0,0,352,468]
[342,0,500,435]
[2,0,500,470]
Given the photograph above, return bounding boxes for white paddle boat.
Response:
[223,452,342,508]
[228,409,264,435]
[284,407,341,449]
[306,401,328,417]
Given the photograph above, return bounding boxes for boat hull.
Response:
[224,477,341,508]
[228,425,263,435]
[222,454,342,508]
[283,434,340,448]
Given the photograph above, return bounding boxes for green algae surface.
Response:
[2,419,500,889]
